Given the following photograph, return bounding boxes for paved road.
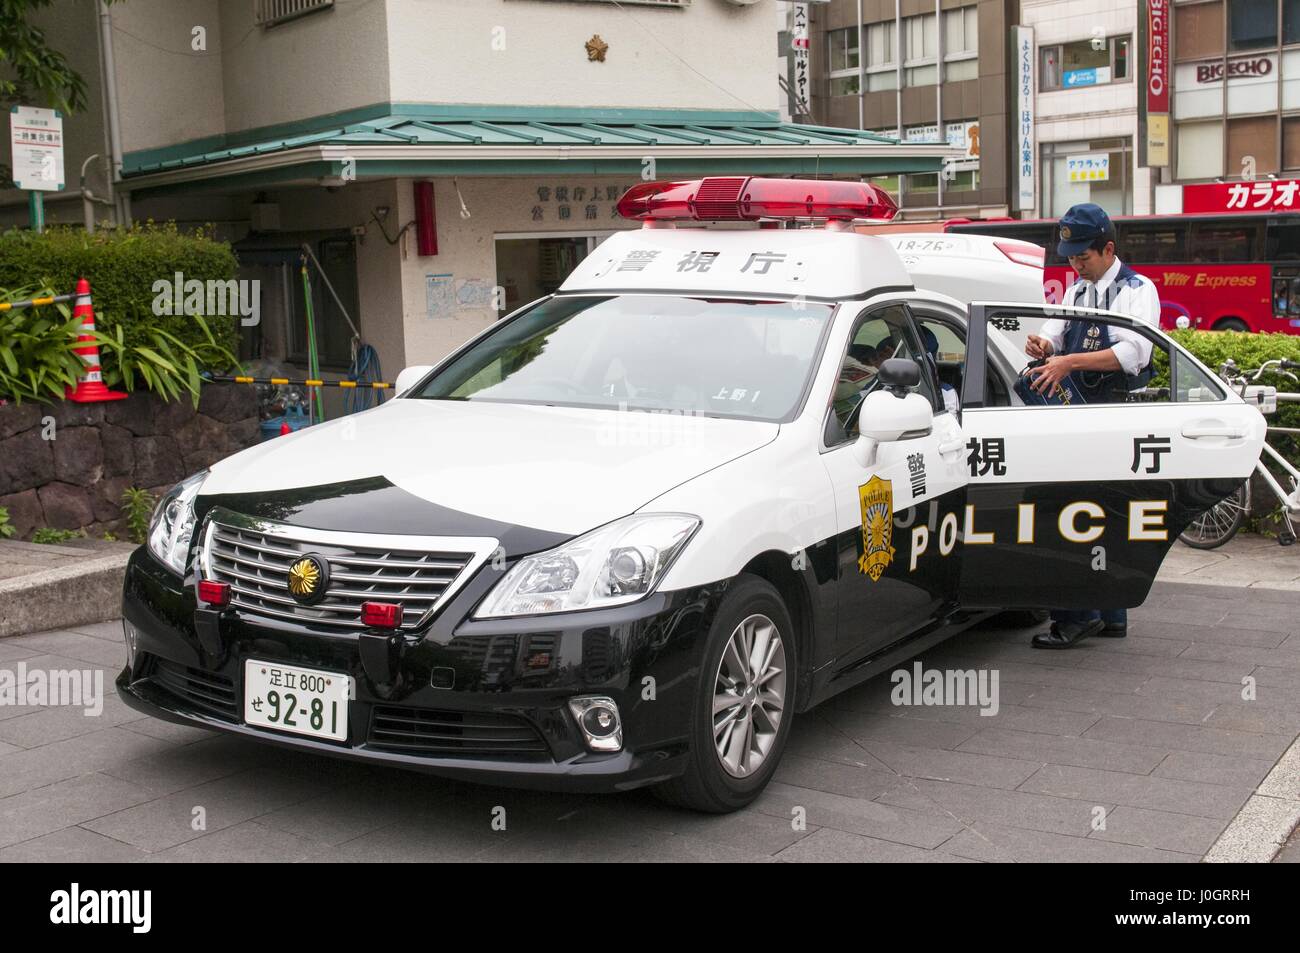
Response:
[0,580,1297,862]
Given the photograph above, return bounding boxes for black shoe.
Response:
[1031,619,1104,649]
[1095,623,1127,638]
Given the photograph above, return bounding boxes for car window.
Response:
[828,303,937,443]
[413,294,834,422]
[980,308,1223,406]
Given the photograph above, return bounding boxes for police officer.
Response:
[1026,203,1162,649]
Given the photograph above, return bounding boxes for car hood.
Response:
[200,398,779,538]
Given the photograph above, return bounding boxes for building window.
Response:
[1288,0,1300,45]
[1042,139,1132,217]
[903,13,938,86]
[1285,116,1300,168]
[1039,36,1133,90]
[1177,120,1225,179]
[943,6,979,81]
[1227,114,1279,175]
[1230,0,1278,51]
[1175,1,1224,60]
[866,19,898,91]
[827,26,860,96]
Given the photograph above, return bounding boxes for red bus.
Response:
[945,212,1300,335]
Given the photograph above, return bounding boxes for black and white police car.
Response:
[119,178,1264,813]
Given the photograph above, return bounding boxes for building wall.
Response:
[1023,0,1149,217]
[385,0,776,113]
[806,0,1015,217]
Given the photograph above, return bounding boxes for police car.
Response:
[118,178,1265,813]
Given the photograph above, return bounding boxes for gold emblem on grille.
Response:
[288,557,321,599]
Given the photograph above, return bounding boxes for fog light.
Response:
[123,620,138,667]
[197,580,231,608]
[568,695,622,752]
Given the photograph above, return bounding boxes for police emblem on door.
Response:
[857,476,895,581]
[287,554,328,605]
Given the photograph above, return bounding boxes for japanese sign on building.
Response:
[1067,154,1110,183]
[9,106,64,191]
[1146,0,1169,167]
[791,3,811,117]
[1014,26,1036,211]
[1183,179,1300,213]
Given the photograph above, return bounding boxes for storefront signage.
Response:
[529,182,628,223]
[1195,56,1274,84]
[791,3,810,116]
[1064,67,1109,88]
[1145,0,1169,167]
[8,105,64,191]
[1183,178,1300,213]
[1067,154,1109,183]
[1015,26,1036,211]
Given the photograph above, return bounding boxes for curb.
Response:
[0,551,131,639]
[1204,734,1300,863]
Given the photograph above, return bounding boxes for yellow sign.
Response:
[288,557,321,599]
[857,476,896,581]
[1147,114,1169,168]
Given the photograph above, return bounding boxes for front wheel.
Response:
[1213,317,1249,333]
[1179,481,1250,549]
[654,574,796,813]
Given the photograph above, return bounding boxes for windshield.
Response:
[411,294,834,422]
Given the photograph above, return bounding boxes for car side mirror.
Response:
[394,365,434,396]
[853,390,934,468]
[878,357,921,394]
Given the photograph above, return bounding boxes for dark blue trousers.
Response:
[1049,608,1127,625]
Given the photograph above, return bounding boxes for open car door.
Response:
[957,302,1265,610]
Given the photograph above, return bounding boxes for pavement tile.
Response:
[6,631,127,668]
[1128,620,1288,649]
[610,794,812,856]
[1018,764,1253,820]
[0,773,156,849]
[1153,750,1277,788]
[856,740,1042,790]
[772,754,903,800]
[751,780,965,849]
[98,734,281,797]
[119,718,218,745]
[1180,642,1300,671]
[0,726,176,799]
[0,825,149,863]
[66,620,130,643]
[822,708,983,750]
[1067,635,1191,659]
[1083,715,1294,760]
[0,692,144,748]
[875,776,1105,838]
[144,820,322,863]
[0,642,39,664]
[81,766,329,852]
[776,826,973,862]
[1204,704,1300,736]
[1012,685,1217,727]
[955,726,1168,775]
[940,823,1198,863]
[1139,674,1266,705]
[1088,805,1226,856]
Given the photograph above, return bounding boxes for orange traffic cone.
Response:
[65,278,128,403]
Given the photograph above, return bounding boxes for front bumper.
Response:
[118,548,727,793]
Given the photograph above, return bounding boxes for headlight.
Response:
[473,513,700,618]
[147,471,207,575]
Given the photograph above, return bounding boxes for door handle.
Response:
[1181,423,1247,439]
[938,438,966,455]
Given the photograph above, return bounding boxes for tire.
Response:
[654,574,797,813]
[1213,317,1249,333]
[997,608,1050,628]
[1179,482,1250,549]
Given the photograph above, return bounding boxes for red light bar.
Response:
[197,580,231,608]
[616,177,898,223]
[361,601,403,629]
[994,240,1045,268]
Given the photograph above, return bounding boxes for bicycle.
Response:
[1179,358,1300,549]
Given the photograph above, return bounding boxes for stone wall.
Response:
[0,384,259,539]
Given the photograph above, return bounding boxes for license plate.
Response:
[243,659,351,742]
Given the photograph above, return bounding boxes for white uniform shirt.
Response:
[1041,257,1161,376]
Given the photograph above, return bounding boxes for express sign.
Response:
[1183,179,1300,213]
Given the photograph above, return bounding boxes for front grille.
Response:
[368,706,550,760]
[203,515,486,633]
[147,656,238,721]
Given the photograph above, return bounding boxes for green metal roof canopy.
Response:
[121,105,957,196]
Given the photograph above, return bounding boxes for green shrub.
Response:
[32,527,84,544]
[0,506,16,539]
[0,286,86,401]
[0,222,242,385]
[120,486,155,545]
